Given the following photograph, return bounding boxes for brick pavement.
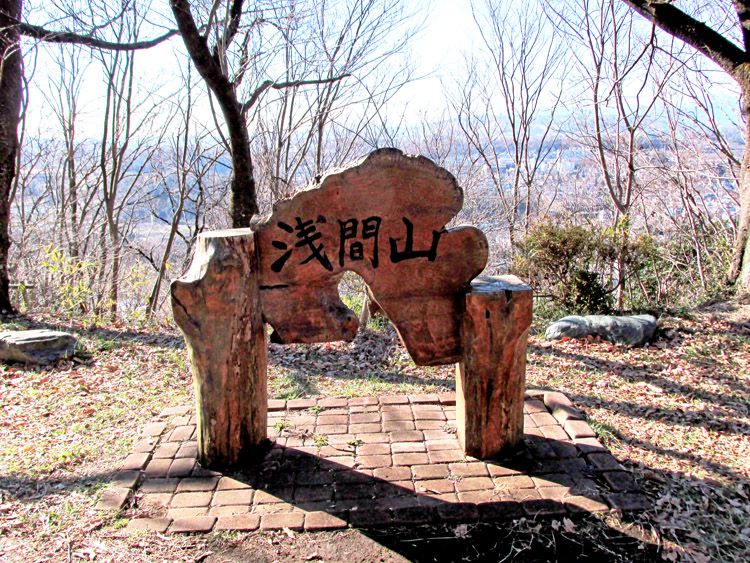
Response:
[104,391,648,533]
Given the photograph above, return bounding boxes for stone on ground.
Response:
[545,315,656,346]
[0,329,77,364]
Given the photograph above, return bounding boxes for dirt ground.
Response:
[0,302,748,562]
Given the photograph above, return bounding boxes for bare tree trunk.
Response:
[358,289,371,327]
[109,231,120,320]
[616,228,627,310]
[169,0,258,227]
[729,81,750,291]
[147,197,184,318]
[0,0,22,313]
[95,219,108,316]
[65,107,79,260]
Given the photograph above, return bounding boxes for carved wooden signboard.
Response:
[256,149,488,365]
[172,148,532,469]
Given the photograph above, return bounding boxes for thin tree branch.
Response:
[241,74,351,115]
[17,21,178,51]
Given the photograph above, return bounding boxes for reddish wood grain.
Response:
[171,229,269,469]
[256,148,488,365]
[456,275,532,458]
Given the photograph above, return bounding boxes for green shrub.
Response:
[514,218,731,314]
[513,223,614,314]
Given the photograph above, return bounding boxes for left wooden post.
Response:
[171,229,268,470]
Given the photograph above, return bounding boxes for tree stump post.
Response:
[171,229,268,469]
[456,275,532,458]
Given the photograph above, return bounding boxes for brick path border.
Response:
[99,390,648,533]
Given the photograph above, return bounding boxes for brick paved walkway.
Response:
[104,391,648,534]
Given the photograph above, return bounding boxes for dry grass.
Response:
[0,304,748,561]
[525,307,750,562]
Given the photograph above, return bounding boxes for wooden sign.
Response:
[171,148,531,469]
[256,148,488,365]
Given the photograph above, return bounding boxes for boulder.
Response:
[0,329,77,364]
[545,314,657,346]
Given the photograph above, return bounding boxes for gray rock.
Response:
[0,329,77,364]
[545,314,657,346]
[544,316,591,341]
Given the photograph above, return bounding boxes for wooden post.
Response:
[456,275,532,459]
[171,229,268,469]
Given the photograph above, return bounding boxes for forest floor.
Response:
[0,302,748,562]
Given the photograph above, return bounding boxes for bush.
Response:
[512,223,614,314]
[513,218,731,314]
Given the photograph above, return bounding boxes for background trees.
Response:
[3,0,747,319]
[0,0,25,312]
[621,0,750,293]
[170,0,412,225]
[455,0,562,259]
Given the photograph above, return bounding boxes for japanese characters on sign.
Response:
[270,215,441,273]
[255,148,489,362]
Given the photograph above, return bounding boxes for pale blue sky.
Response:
[20,0,742,140]
[23,0,482,137]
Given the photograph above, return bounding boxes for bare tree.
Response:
[95,39,172,318]
[138,65,229,318]
[45,44,105,262]
[636,64,741,296]
[621,0,750,292]
[455,0,563,258]
[0,0,24,312]
[247,0,414,211]
[552,0,681,307]
[0,0,178,312]
[169,0,352,227]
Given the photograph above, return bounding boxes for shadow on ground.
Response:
[0,313,183,349]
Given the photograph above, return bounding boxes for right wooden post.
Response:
[456,275,533,459]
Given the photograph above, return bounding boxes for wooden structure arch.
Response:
[172,149,532,470]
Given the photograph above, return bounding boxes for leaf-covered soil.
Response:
[0,304,748,562]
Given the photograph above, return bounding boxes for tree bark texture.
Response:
[456,275,532,459]
[0,0,23,313]
[171,229,268,469]
[729,76,750,290]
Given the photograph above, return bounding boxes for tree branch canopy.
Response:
[241,75,352,114]
[18,21,179,51]
[622,0,748,78]
[220,0,245,52]
[169,0,259,224]
[170,0,232,97]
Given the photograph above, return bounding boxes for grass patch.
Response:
[334,375,441,397]
[0,333,190,478]
[312,435,328,447]
[587,418,619,446]
[94,338,119,352]
[270,373,305,400]
[273,420,290,432]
